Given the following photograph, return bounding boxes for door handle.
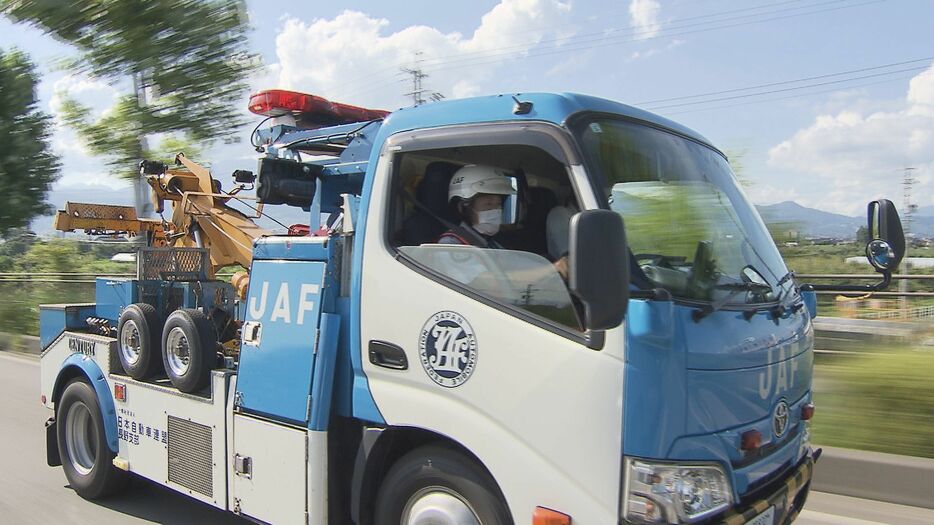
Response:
[368,340,408,370]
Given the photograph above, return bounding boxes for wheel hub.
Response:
[402,487,481,525]
[119,319,142,366]
[166,326,191,377]
[65,402,98,476]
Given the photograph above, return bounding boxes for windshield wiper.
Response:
[767,271,806,318]
[692,281,771,322]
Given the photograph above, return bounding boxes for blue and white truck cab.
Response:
[38,90,906,525]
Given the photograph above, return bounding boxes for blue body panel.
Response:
[237,260,327,423]
[95,278,138,322]
[624,299,814,497]
[309,312,341,431]
[373,93,714,149]
[39,304,96,350]
[253,237,331,261]
[56,353,119,453]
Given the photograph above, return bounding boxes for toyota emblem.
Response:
[773,399,790,438]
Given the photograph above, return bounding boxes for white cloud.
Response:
[629,0,661,39]
[265,0,574,110]
[767,63,934,215]
[49,74,119,118]
[744,183,801,207]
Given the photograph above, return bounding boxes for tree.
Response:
[0,47,60,236]
[856,225,869,244]
[1,0,257,180]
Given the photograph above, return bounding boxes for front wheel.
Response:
[374,446,512,525]
[56,380,127,499]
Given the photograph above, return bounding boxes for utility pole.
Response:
[899,167,917,313]
[132,71,152,218]
[400,51,445,106]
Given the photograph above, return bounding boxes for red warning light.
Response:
[248,89,390,125]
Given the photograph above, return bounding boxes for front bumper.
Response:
[717,449,818,525]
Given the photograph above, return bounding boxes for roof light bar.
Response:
[248,89,390,125]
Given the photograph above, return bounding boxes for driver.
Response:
[437,164,570,281]
[438,164,515,247]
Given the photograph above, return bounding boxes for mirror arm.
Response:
[804,270,892,292]
[629,287,672,301]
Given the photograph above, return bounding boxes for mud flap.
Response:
[46,417,61,467]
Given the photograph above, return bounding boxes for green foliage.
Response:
[151,135,203,166]
[0,47,60,235]
[2,0,257,179]
[724,148,750,188]
[813,350,934,458]
[0,238,133,334]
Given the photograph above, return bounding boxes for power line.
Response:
[416,0,852,70]
[636,56,934,105]
[337,0,833,94]
[645,64,930,111]
[424,0,883,76]
[342,0,884,101]
[661,71,921,116]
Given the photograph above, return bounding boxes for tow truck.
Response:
[39,89,906,524]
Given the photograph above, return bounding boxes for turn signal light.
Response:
[741,429,762,451]
[801,403,815,421]
[533,506,571,525]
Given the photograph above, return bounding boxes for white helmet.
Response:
[448,164,516,202]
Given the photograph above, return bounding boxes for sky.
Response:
[1,0,933,233]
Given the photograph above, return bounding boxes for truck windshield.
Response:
[574,118,790,305]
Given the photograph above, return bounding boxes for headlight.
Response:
[622,458,733,523]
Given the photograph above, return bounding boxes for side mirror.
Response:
[866,199,905,272]
[568,210,629,330]
[803,198,904,294]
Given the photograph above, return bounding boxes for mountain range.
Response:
[756,201,934,239]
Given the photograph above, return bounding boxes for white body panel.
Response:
[40,331,115,409]
[40,332,232,507]
[361,152,627,524]
[41,332,329,522]
[231,414,308,524]
[117,371,231,506]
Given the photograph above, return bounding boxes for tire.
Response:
[116,303,162,379]
[161,308,217,393]
[374,446,513,525]
[56,380,127,499]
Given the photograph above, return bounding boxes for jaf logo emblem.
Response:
[772,399,790,438]
[418,311,477,388]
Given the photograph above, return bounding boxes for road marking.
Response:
[799,510,890,525]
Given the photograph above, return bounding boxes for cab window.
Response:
[387,143,583,331]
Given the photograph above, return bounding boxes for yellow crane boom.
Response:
[55,154,270,284]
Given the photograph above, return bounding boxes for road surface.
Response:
[3,350,933,524]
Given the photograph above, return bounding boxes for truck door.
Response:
[358,123,628,524]
[231,238,336,525]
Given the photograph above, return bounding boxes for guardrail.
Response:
[797,273,934,297]
[0,272,235,283]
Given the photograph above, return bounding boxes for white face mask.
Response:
[473,208,503,236]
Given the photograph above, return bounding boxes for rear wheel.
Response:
[56,380,127,499]
[374,446,512,525]
[117,303,161,379]
[162,309,217,393]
